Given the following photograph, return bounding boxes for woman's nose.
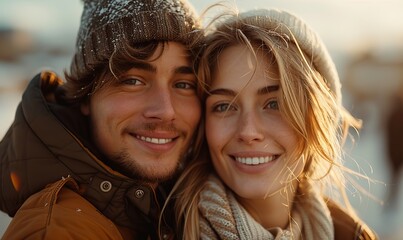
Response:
[237,112,264,144]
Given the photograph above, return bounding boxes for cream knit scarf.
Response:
[198,175,334,240]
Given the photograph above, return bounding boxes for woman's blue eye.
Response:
[213,103,235,112]
[266,100,279,110]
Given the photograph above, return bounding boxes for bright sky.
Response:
[0,0,402,51]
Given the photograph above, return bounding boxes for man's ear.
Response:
[81,101,90,116]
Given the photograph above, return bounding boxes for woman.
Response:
[165,8,377,240]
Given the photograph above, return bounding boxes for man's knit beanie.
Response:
[225,9,341,104]
[70,0,201,81]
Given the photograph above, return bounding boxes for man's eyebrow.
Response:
[130,63,193,75]
[174,66,194,74]
[131,62,156,72]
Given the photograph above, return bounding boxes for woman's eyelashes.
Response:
[264,98,279,110]
[211,98,279,113]
[212,102,236,113]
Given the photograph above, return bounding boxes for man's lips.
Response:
[134,134,175,144]
[128,129,180,145]
[128,132,179,152]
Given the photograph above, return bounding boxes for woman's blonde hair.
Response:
[163,7,362,239]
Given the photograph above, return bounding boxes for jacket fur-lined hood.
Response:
[0,71,162,231]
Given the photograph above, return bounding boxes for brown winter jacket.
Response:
[0,71,174,239]
[327,200,378,240]
[2,178,377,240]
[3,177,126,239]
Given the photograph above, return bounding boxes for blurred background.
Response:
[1,0,402,238]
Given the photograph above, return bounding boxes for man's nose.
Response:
[143,87,176,122]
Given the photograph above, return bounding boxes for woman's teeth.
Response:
[235,156,275,165]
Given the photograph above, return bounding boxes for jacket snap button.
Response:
[135,189,144,199]
[100,181,112,192]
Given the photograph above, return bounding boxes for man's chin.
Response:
[136,168,178,184]
[111,151,183,182]
[122,161,179,182]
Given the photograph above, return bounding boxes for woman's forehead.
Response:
[212,44,279,87]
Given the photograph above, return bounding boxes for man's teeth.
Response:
[235,156,275,165]
[136,135,173,144]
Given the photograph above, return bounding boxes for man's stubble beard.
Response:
[110,148,186,184]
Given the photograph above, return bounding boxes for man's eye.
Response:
[121,78,143,85]
[213,103,236,112]
[265,99,279,110]
[175,82,195,89]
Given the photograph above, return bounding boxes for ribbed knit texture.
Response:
[231,9,341,104]
[199,175,334,240]
[199,177,239,239]
[71,0,201,81]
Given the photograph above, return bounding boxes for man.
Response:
[0,0,203,239]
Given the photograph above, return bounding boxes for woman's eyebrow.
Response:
[208,88,236,97]
[208,85,279,97]
[257,85,279,95]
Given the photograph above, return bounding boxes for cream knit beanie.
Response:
[234,9,341,104]
[70,0,201,81]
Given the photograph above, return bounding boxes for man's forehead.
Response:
[129,42,193,72]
